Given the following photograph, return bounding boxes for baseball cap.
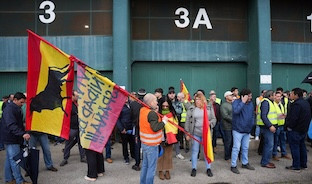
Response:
[137,88,146,96]
[224,91,233,98]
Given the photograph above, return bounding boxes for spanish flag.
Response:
[164,112,178,144]
[76,62,128,153]
[180,79,191,101]
[202,104,214,163]
[26,30,74,139]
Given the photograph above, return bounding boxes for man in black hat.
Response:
[130,88,146,171]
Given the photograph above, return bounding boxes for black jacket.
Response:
[1,102,25,145]
[286,97,311,133]
[70,102,79,129]
[117,104,133,131]
[130,100,143,136]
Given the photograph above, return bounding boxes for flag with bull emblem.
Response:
[76,62,128,153]
[26,30,74,139]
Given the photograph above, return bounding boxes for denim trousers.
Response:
[4,144,25,184]
[105,137,111,159]
[231,130,250,167]
[288,131,307,169]
[134,136,141,166]
[63,129,85,160]
[29,133,53,168]
[140,143,158,184]
[260,127,274,166]
[223,130,233,160]
[272,126,287,156]
[191,135,211,169]
[255,125,260,137]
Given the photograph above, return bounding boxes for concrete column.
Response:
[248,0,272,95]
[113,0,131,90]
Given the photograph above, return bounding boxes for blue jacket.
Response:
[117,104,133,132]
[232,99,254,133]
[1,102,26,145]
[286,97,311,133]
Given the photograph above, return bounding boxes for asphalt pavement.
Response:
[1,139,312,184]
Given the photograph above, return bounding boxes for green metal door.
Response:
[132,62,247,98]
[272,64,312,92]
[0,72,27,97]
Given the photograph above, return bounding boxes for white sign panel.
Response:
[260,75,272,84]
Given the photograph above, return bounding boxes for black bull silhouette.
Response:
[30,64,73,117]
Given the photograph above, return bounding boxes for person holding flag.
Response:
[185,93,216,177]
[157,97,179,180]
[230,88,255,174]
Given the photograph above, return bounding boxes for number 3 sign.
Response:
[39,1,56,24]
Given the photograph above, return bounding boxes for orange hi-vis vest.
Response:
[139,107,163,146]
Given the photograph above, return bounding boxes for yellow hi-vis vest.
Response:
[274,101,285,126]
[139,107,162,146]
[180,103,187,123]
[0,101,3,118]
[215,98,221,105]
[256,98,278,126]
[283,97,288,115]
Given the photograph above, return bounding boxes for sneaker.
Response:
[250,135,255,139]
[84,176,96,181]
[124,159,130,165]
[106,158,113,163]
[242,163,255,170]
[132,165,140,171]
[60,160,68,166]
[206,169,213,177]
[255,136,259,140]
[47,166,58,172]
[98,172,104,177]
[231,166,240,174]
[277,146,281,152]
[190,168,196,177]
[80,158,87,163]
[285,166,301,173]
[176,153,185,160]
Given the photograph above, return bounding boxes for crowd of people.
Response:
[0,86,312,184]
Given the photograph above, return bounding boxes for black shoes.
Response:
[242,163,255,170]
[206,169,213,177]
[80,158,87,163]
[60,160,68,166]
[47,166,58,172]
[231,166,240,174]
[191,168,196,177]
[132,165,140,171]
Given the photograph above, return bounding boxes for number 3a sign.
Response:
[39,1,56,24]
[175,7,212,29]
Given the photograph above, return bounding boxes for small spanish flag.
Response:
[180,79,191,102]
[164,112,178,145]
[26,30,74,139]
[202,104,214,163]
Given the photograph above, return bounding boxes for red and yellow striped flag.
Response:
[202,104,214,163]
[164,112,178,144]
[77,63,128,153]
[180,79,191,101]
[26,30,74,139]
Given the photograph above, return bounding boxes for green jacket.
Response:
[220,101,232,131]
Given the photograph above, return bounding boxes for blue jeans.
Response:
[140,143,158,184]
[105,137,111,159]
[255,125,260,137]
[223,130,233,160]
[29,133,54,168]
[260,127,274,166]
[288,131,307,169]
[231,130,250,167]
[273,126,287,156]
[191,135,211,169]
[4,144,25,184]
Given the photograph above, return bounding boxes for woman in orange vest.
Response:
[157,97,178,180]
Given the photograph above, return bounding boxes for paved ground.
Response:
[1,139,312,184]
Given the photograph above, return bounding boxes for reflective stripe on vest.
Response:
[0,101,3,118]
[274,101,285,126]
[180,103,187,123]
[256,98,278,126]
[139,107,162,146]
